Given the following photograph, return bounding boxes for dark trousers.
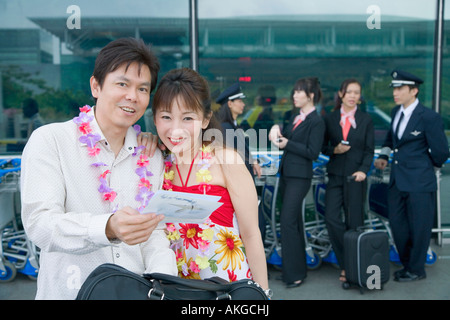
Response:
[388,183,435,276]
[280,176,311,283]
[324,174,366,269]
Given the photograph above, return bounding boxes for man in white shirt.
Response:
[21,38,177,299]
[374,70,449,282]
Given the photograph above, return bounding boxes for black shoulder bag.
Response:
[76,263,268,300]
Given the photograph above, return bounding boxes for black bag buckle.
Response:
[147,287,165,300]
[148,280,165,300]
[216,292,231,300]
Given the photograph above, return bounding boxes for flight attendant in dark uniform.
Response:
[216,84,265,240]
[322,79,374,283]
[216,83,261,179]
[374,70,449,282]
[269,77,325,288]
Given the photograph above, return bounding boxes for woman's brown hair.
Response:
[333,78,362,110]
[152,68,221,143]
[292,77,322,104]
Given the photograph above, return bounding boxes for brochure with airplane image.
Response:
[141,190,223,224]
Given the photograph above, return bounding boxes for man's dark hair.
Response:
[407,85,420,98]
[92,38,160,93]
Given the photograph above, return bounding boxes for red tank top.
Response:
[170,157,235,227]
[170,184,235,227]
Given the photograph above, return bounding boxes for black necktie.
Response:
[395,111,404,139]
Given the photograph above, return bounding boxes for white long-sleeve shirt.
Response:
[21,112,177,299]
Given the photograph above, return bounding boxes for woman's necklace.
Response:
[163,145,212,194]
[73,105,154,213]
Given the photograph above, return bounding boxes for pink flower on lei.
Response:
[103,191,117,202]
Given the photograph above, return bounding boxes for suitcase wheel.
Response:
[342,281,351,290]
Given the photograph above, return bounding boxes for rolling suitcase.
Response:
[342,229,390,292]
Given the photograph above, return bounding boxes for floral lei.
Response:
[73,105,154,213]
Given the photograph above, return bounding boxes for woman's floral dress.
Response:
[165,184,252,282]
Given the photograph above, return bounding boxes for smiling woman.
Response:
[151,68,269,294]
[152,67,219,163]
[155,101,208,160]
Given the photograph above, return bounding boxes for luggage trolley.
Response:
[257,152,283,268]
[259,153,336,270]
[366,166,437,266]
[0,158,39,282]
[260,173,282,268]
[304,155,339,270]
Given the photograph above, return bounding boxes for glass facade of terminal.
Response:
[0,0,449,235]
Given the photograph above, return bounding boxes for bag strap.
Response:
[145,273,233,293]
[146,273,230,300]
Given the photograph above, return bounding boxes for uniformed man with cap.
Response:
[374,70,449,282]
[215,82,261,179]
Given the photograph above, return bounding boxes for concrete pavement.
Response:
[1,241,448,300]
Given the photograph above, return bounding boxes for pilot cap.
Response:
[390,70,423,87]
[215,83,246,104]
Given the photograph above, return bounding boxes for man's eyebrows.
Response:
[116,75,150,87]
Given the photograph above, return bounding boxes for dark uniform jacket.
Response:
[322,108,375,177]
[220,121,254,177]
[279,111,325,179]
[380,103,449,192]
